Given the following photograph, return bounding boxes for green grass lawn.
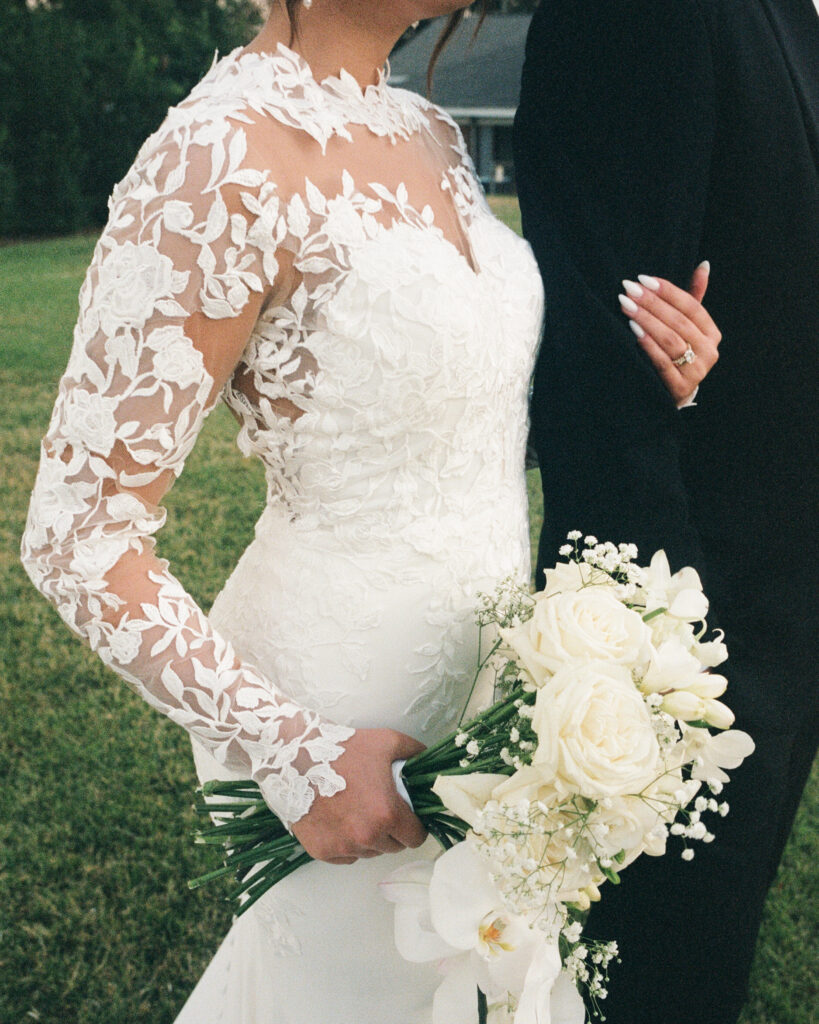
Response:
[1,209,816,1024]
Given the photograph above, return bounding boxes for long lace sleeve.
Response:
[20,106,353,828]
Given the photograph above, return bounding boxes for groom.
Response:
[513,1,819,1022]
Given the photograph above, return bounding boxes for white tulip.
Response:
[661,690,706,721]
[684,674,728,700]
[702,699,735,730]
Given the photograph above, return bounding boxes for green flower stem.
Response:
[195,823,282,843]
[201,780,263,795]
[188,863,242,889]
[230,854,312,916]
[194,801,270,814]
[408,762,515,787]
[405,688,527,769]
[191,678,534,916]
[224,840,299,867]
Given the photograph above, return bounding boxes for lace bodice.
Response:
[21,43,544,827]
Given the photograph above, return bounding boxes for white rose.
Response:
[60,388,120,456]
[488,764,564,814]
[531,662,663,799]
[432,773,509,829]
[96,241,176,333]
[501,588,651,686]
[588,794,665,865]
[147,326,207,389]
[486,804,592,904]
[541,559,611,596]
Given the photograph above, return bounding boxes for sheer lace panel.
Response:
[20,87,357,827]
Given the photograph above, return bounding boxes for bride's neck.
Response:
[247,1,411,88]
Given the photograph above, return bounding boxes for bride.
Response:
[20,1,721,1020]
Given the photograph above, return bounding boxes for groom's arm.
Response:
[514,0,715,578]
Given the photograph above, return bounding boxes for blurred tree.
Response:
[0,0,535,236]
[0,0,262,236]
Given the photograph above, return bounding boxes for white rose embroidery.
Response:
[147,326,208,389]
[95,241,178,334]
[105,622,143,665]
[59,389,120,457]
[324,196,366,248]
[69,536,129,582]
[26,454,98,541]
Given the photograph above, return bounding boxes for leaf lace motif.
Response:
[20,81,359,829]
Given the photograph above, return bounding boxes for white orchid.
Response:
[378,859,457,963]
[429,843,543,999]
[381,842,584,1024]
[681,726,755,783]
[638,549,709,621]
[640,636,724,695]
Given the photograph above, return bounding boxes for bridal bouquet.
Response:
[190,534,754,1023]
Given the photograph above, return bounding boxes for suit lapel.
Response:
[757,0,819,171]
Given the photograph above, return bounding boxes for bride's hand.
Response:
[618,262,722,407]
[291,728,427,865]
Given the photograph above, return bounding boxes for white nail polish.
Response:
[629,320,645,339]
[622,279,643,298]
[698,260,711,273]
[637,274,661,291]
[618,293,639,314]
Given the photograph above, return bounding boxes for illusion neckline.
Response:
[232,41,392,105]
[218,40,429,148]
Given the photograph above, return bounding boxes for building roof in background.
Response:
[388,14,533,116]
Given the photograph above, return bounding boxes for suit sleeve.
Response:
[514,0,715,578]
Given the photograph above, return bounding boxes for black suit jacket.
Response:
[515,0,819,686]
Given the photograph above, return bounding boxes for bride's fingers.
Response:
[326,831,409,864]
[622,275,721,346]
[619,295,711,370]
[388,799,428,850]
[630,329,699,405]
[370,834,406,855]
[688,260,710,303]
[624,310,718,406]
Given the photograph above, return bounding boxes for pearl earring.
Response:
[303,0,312,8]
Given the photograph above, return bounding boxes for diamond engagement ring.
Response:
[672,345,696,367]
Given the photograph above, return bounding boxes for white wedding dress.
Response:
[21,43,544,1023]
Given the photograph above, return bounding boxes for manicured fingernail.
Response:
[629,320,645,339]
[622,279,643,298]
[637,274,661,291]
[698,260,711,273]
[618,293,639,314]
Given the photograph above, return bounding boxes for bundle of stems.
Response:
[189,677,535,918]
